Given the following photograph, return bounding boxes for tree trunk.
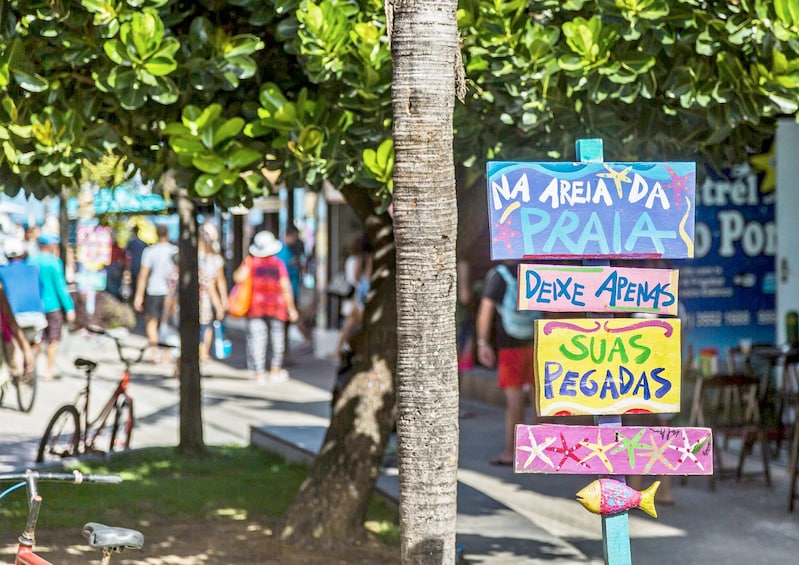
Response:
[175,188,205,454]
[58,189,69,263]
[280,191,397,548]
[391,2,460,564]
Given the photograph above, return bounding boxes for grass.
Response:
[0,445,399,544]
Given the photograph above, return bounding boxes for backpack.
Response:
[495,264,538,340]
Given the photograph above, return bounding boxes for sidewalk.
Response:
[2,322,798,564]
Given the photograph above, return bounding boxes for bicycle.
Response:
[0,469,143,564]
[0,366,36,413]
[36,327,147,463]
[0,326,40,413]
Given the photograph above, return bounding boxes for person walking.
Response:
[27,233,76,381]
[0,283,36,387]
[475,261,540,466]
[133,225,178,363]
[276,224,309,355]
[198,227,227,363]
[233,230,298,384]
[0,238,48,339]
[335,233,372,354]
[124,225,148,301]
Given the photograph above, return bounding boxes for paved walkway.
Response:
[2,322,798,563]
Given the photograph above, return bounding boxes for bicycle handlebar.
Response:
[87,325,178,352]
[0,470,122,485]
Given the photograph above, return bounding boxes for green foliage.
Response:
[0,1,273,202]
[251,0,393,205]
[458,0,799,167]
[81,152,130,188]
[164,103,266,207]
[362,137,394,205]
[95,9,180,109]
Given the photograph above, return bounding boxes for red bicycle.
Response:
[36,328,147,463]
[0,469,143,564]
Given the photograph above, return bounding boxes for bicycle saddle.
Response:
[74,358,98,371]
[82,522,144,551]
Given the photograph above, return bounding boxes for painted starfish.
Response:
[578,430,620,473]
[548,432,589,472]
[597,164,633,198]
[667,430,709,471]
[517,430,556,469]
[642,433,675,474]
[663,165,693,209]
[492,220,519,252]
[610,429,652,470]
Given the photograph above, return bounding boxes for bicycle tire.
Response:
[37,405,81,463]
[14,371,36,413]
[109,397,134,453]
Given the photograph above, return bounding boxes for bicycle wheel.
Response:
[109,397,133,453]
[37,405,81,463]
[14,371,36,413]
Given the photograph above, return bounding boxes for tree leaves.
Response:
[165,103,264,205]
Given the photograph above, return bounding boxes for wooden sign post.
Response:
[487,139,710,564]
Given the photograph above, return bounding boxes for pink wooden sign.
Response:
[517,264,679,315]
[514,424,712,475]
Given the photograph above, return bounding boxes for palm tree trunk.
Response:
[391,1,461,563]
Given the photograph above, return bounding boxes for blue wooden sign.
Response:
[486,161,696,260]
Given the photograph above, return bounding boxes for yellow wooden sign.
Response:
[535,318,681,416]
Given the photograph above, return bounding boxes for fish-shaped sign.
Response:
[576,478,660,518]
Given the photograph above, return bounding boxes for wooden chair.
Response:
[687,365,770,489]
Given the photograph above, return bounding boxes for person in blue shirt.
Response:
[0,238,47,347]
[276,225,304,303]
[27,233,75,380]
[276,225,307,355]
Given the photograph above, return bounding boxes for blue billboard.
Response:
[678,163,775,360]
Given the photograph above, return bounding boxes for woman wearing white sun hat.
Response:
[232,230,299,383]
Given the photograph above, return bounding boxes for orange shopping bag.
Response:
[227,274,252,317]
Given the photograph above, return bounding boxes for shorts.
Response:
[497,346,535,389]
[43,310,65,343]
[144,294,167,321]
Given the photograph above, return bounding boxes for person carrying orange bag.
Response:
[231,231,298,383]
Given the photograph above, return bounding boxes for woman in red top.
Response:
[233,231,298,383]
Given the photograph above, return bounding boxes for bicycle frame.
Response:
[0,470,124,565]
[79,328,146,454]
[38,328,166,463]
[79,369,133,455]
[15,494,51,565]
